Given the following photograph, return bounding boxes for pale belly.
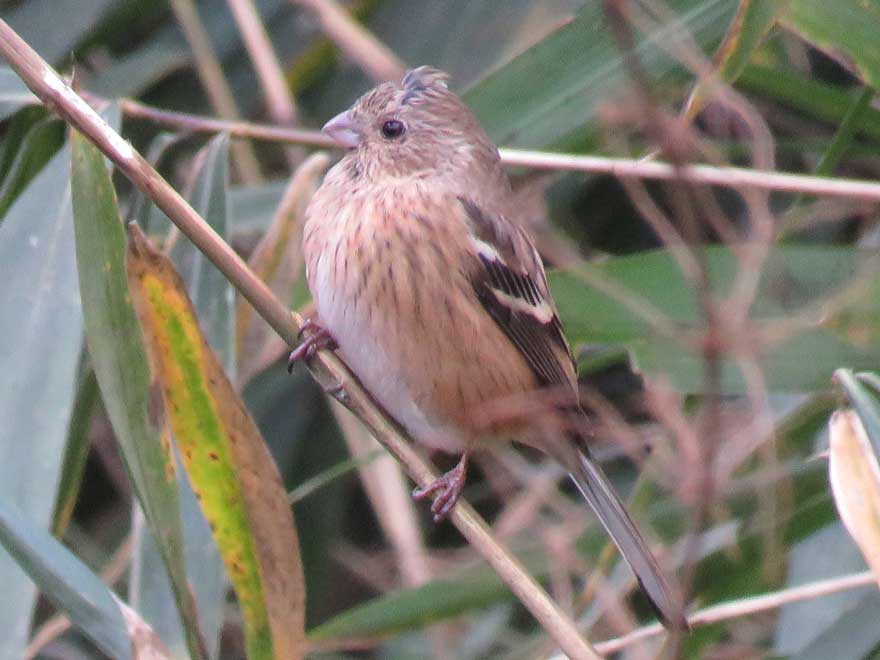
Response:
[303,183,540,455]
[310,240,469,454]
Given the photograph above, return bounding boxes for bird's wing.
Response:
[452,195,686,629]
[456,196,576,389]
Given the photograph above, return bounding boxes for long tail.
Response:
[567,445,688,630]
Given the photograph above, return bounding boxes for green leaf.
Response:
[88,40,189,98]
[177,135,236,659]
[738,63,880,143]
[834,370,880,465]
[0,117,65,220]
[775,523,872,656]
[127,226,306,660]
[1,0,118,66]
[0,66,39,119]
[789,591,880,660]
[309,572,512,641]
[136,134,234,660]
[781,0,880,89]
[0,143,82,659]
[51,367,99,537]
[0,105,47,187]
[70,127,208,660]
[0,501,131,660]
[811,88,875,177]
[549,246,880,393]
[126,132,188,234]
[230,180,287,234]
[684,0,789,117]
[463,0,738,149]
[171,134,236,372]
[715,0,787,80]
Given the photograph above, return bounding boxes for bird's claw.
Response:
[412,454,469,522]
[287,320,337,372]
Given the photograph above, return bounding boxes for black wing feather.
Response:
[474,253,571,387]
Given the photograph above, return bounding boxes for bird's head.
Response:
[322,66,501,182]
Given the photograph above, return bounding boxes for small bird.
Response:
[291,66,685,629]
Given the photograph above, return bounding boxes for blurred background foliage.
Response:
[2,0,880,658]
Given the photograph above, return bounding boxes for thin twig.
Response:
[169,0,263,182]
[224,0,305,165]
[586,570,877,657]
[504,150,880,202]
[226,0,298,125]
[114,96,337,148]
[292,0,406,83]
[106,96,880,202]
[0,21,601,660]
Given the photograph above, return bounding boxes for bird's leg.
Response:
[287,319,337,372]
[412,453,469,522]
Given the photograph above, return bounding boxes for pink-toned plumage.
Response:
[294,66,685,629]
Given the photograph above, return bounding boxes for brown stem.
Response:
[292,0,406,83]
[225,0,305,166]
[586,570,877,657]
[106,96,880,202]
[168,0,263,182]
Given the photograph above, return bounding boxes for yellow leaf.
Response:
[828,409,880,586]
[126,224,305,660]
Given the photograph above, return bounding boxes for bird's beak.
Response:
[322,110,360,149]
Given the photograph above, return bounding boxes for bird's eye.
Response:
[381,119,405,139]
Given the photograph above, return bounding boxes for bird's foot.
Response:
[412,453,469,522]
[287,319,337,372]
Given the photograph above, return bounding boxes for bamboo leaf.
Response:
[834,370,880,463]
[0,66,38,119]
[0,117,65,219]
[0,142,82,659]
[126,225,306,660]
[737,63,880,143]
[781,0,880,89]
[309,572,512,642]
[0,106,46,193]
[170,134,236,371]
[684,0,789,118]
[1,0,118,66]
[549,246,880,393]
[0,501,132,660]
[775,523,879,656]
[70,127,208,660]
[828,409,880,585]
[463,0,738,149]
[788,590,880,660]
[51,368,99,537]
[137,133,232,660]
[176,135,234,660]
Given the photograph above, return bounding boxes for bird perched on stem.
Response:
[290,66,686,630]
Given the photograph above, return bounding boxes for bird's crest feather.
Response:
[401,66,450,104]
